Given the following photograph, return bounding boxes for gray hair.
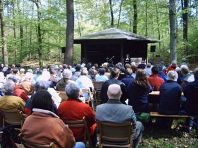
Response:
[34,80,50,92]
[167,70,178,81]
[65,82,80,99]
[4,79,16,94]
[180,65,189,75]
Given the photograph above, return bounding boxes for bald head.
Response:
[107,84,122,100]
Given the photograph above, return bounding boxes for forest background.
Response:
[0,0,198,67]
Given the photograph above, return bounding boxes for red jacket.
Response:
[14,85,29,102]
[58,99,96,141]
[148,74,164,91]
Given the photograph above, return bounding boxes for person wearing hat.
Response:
[56,69,74,91]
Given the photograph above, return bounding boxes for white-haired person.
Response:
[96,84,144,148]
[76,68,94,102]
[158,70,183,128]
[180,65,194,89]
[58,82,97,147]
[0,79,25,112]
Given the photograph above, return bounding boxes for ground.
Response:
[139,124,198,148]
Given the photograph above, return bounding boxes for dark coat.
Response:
[127,81,152,113]
[121,74,135,88]
[100,78,127,104]
[183,79,198,116]
[159,80,182,114]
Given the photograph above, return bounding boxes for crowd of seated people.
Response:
[0,61,197,147]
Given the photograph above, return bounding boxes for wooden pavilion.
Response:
[74,28,158,64]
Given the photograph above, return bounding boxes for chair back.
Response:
[64,117,93,147]
[93,81,104,109]
[93,81,104,91]
[0,110,24,127]
[81,88,94,107]
[21,137,55,148]
[97,121,133,148]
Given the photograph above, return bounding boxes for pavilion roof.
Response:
[74,28,158,43]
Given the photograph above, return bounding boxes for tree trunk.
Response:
[154,0,161,53]
[109,0,114,27]
[145,0,148,36]
[181,0,189,55]
[64,0,74,65]
[117,0,124,28]
[133,0,137,33]
[35,0,43,67]
[169,0,177,63]
[0,0,8,65]
[12,2,17,64]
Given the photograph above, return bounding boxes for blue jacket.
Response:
[159,80,182,114]
[121,74,134,88]
[183,79,198,116]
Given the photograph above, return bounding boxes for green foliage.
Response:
[1,0,198,65]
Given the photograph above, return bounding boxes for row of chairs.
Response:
[0,109,133,148]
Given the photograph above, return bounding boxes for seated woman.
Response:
[128,69,152,113]
[21,90,85,148]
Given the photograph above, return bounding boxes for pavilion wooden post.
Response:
[121,41,124,64]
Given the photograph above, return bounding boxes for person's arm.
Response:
[130,106,137,129]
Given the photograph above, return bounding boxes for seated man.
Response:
[184,68,198,133]
[100,67,127,104]
[158,70,183,128]
[184,68,198,115]
[96,84,144,148]
[159,70,182,115]
[56,69,74,91]
[58,82,97,146]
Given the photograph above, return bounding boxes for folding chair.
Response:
[0,110,25,127]
[64,117,93,148]
[81,88,94,108]
[97,121,133,148]
[0,109,25,147]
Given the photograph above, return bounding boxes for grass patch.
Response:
[139,125,198,148]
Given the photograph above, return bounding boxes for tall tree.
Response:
[181,0,189,55]
[117,0,123,28]
[64,0,74,65]
[133,0,137,33]
[0,0,8,65]
[34,0,43,67]
[169,0,177,62]
[154,0,162,52]
[109,0,114,27]
[145,0,148,36]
